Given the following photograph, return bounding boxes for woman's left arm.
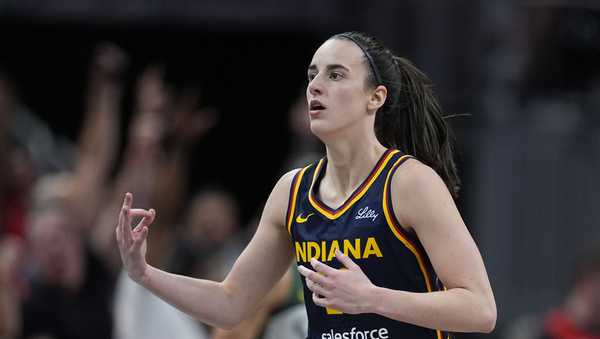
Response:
[298,160,496,333]
[373,160,496,332]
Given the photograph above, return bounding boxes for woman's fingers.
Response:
[298,265,331,288]
[132,226,149,252]
[123,208,153,246]
[306,277,331,298]
[312,292,330,308]
[131,210,154,251]
[116,192,154,249]
[121,206,134,246]
[117,205,131,247]
[123,192,133,209]
[132,209,155,232]
[116,207,124,243]
[120,194,133,245]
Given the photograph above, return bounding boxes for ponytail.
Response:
[381,56,460,198]
[335,32,461,198]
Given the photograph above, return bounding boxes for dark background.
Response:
[2,1,600,337]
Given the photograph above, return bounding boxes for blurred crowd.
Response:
[0,43,320,339]
[2,7,600,337]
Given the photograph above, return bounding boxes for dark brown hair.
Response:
[333,31,460,198]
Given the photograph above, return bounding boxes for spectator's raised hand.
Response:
[90,42,128,82]
[135,65,171,115]
[172,89,219,146]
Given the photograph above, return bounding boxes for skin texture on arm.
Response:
[298,160,496,333]
[116,169,298,329]
[211,268,293,339]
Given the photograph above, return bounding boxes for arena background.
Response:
[1,1,600,338]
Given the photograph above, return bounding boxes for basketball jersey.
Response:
[286,149,449,339]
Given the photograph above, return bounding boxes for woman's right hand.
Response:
[115,192,156,283]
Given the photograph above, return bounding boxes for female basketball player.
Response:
[116,31,496,338]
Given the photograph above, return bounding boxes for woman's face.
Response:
[306,38,374,140]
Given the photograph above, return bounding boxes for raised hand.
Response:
[135,65,170,115]
[172,89,219,145]
[115,192,156,283]
[90,42,128,81]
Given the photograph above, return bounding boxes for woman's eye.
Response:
[307,73,316,81]
[329,72,343,80]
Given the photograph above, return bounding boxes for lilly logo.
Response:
[355,206,379,222]
[296,213,314,224]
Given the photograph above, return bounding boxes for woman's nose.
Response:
[308,77,323,96]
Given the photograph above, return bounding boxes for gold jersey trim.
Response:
[309,150,399,220]
[287,165,311,235]
[382,155,443,339]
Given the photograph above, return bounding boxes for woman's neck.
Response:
[323,137,387,197]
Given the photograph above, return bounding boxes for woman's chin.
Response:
[309,121,338,142]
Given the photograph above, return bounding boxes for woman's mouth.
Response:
[309,100,326,116]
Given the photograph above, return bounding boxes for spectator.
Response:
[20,184,115,339]
[504,238,600,339]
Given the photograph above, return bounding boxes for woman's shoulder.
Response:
[260,168,306,227]
[391,157,446,197]
[269,168,305,198]
[390,156,454,229]
[276,158,318,188]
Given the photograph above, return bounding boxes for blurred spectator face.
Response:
[186,190,239,246]
[27,208,82,286]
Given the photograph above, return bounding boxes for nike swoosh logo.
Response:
[296,213,314,224]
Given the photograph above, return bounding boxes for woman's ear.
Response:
[367,85,387,113]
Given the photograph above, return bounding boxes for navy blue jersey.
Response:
[286,149,449,339]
